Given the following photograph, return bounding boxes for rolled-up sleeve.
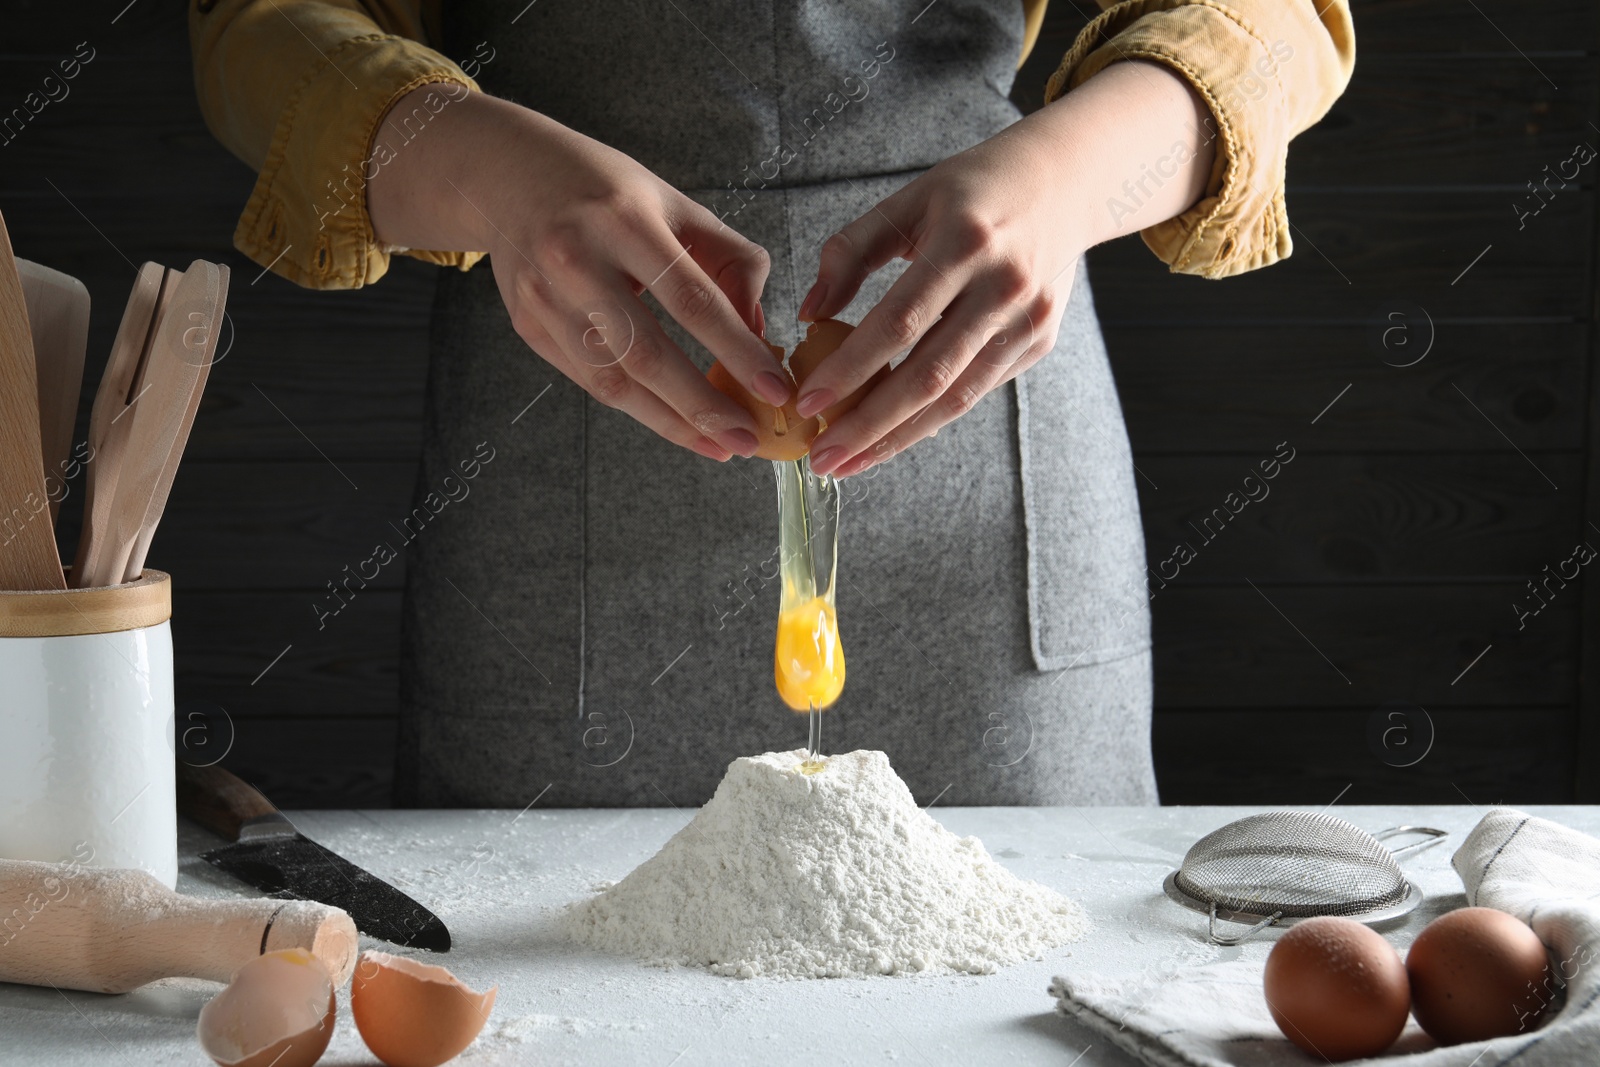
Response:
[189,0,484,289]
[1044,0,1355,279]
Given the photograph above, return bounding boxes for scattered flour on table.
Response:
[561,749,1087,978]
[479,1013,650,1043]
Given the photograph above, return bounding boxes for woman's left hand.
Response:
[795,60,1215,478]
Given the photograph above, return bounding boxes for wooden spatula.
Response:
[16,258,90,525]
[72,262,169,589]
[0,211,66,590]
[91,261,221,587]
[123,261,228,582]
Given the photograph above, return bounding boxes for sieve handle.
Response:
[1208,903,1283,946]
[1374,825,1449,858]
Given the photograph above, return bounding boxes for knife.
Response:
[176,762,451,952]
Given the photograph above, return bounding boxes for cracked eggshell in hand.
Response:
[350,949,497,1067]
[708,339,816,461]
[787,318,888,427]
[707,320,887,461]
[197,948,336,1067]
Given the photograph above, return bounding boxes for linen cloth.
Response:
[1049,808,1599,1066]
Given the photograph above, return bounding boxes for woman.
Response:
[189,0,1353,806]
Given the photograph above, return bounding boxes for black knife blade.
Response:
[177,763,451,952]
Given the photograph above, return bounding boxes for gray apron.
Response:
[394,0,1157,807]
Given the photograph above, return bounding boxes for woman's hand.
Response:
[367,87,790,461]
[794,61,1217,478]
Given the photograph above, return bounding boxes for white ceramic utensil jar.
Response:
[0,570,176,887]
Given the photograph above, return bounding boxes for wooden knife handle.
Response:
[0,859,357,993]
[176,762,283,841]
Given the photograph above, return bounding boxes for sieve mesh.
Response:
[1172,811,1411,918]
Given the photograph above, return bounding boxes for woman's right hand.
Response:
[367,86,789,461]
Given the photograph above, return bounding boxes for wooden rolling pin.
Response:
[0,858,357,993]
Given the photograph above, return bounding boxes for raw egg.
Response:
[706,319,886,461]
[350,949,498,1067]
[1263,916,1410,1061]
[1406,906,1552,1044]
[196,948,336,1067]
[774,595,845,711]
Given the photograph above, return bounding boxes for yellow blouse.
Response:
[188,0,1353,289]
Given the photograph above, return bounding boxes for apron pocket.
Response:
[1014,264,1152,672]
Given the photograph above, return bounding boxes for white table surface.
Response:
[3,803,1594,1067]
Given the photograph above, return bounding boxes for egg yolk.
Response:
[774,595,845,711]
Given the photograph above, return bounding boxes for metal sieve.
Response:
[1161,811,1448,945]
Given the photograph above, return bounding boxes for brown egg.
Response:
[196,948,336,1067]
[1263,916,1410,1062]
[1406,906,1551,1044]
[707,342,816,461]
[787,319,888,427]
[350,949,498,1067]
[706,320,883,460]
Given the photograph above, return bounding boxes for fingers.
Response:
[627,219,792,408]
[817,297,1056,478]
[523,215,778,457]
[805,280,1020,475]
[799,184,1025,428]
[792,193,940,423]
[501,261,759,457]
[870,319,1052,466]
[573,282,768,456]
[504,291,738,461]
[589,369,740,461]
[794,254,965,430]
[675,205,770,337]
[798,190,921,323]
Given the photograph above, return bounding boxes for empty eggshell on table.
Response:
[196,948,336,1067]
[350,949,497,1067]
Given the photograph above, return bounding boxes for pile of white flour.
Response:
[562,749,1087,978]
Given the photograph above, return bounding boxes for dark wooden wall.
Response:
[3,0,1593,807]
[1020,1,1600,804]
[3,0,427,806]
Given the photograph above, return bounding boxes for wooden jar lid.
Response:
[0,569,171,637]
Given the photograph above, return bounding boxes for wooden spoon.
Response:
[16,259,90,525]
[92,261,221,587]
[0,212,66,590]
[71,263,169,589]
[123,261,228,582]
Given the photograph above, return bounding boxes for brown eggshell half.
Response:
[707,341,817,461]
[350,950,498,1067]
[197,948,336,1067]
[705,322,888,459]
[1262,916,1410,1062]
[1406,906,1552,1045]
[787,318,888,428]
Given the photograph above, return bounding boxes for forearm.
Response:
[366,84,509,252]
[1040,0,1354,277]
[367,87,647,262]
[1014,59,1217,253]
